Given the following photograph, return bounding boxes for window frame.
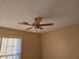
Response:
[0,36,22,59]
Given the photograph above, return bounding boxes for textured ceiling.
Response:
[0,0,79,33]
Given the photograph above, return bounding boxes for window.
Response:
[0,37,22,59]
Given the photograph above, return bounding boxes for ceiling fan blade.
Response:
[19,21,33,26]
[40,23,53,26]
[25,27,33,30]
[35,17,43,23]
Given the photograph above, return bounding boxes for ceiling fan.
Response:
[19,17,53,30]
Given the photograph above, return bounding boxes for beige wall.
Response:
[41,23,79,59]
[0,27,41,59]
[0,23,79,59]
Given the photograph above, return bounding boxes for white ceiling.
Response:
[0,0,79,33]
